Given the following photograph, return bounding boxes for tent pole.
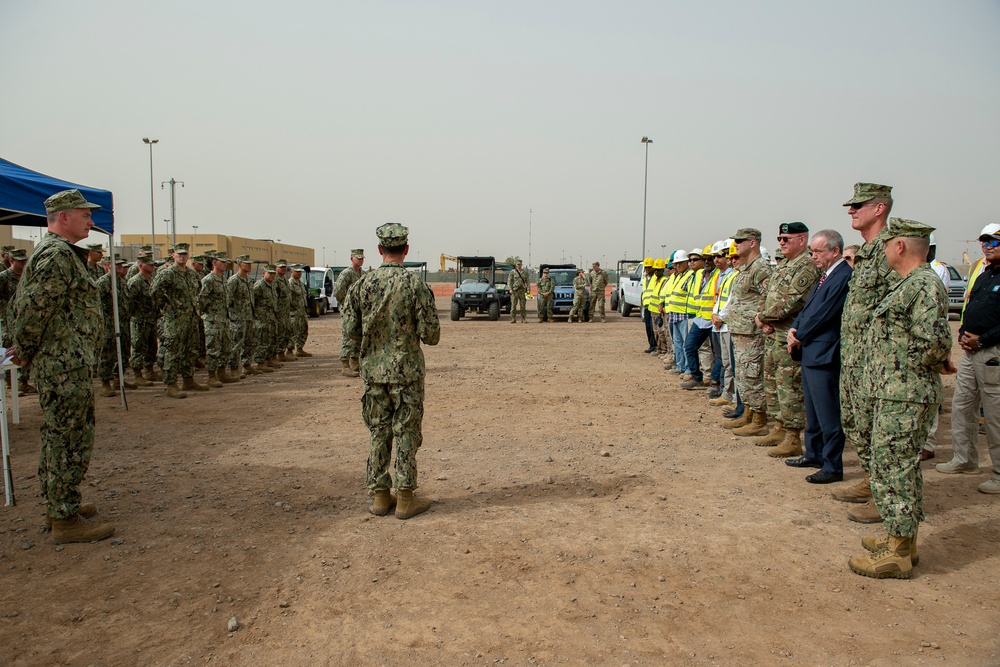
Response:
[108,234,128,410]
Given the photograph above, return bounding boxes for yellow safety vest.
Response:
[696,268,721,319]
[655,273,675,310]
[642,274,664,312]
[962,257,986,323]
[666,270,694,314]
[717,269,739,312]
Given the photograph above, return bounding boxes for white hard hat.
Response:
[929,233,937,247]
[979,223,1000,241]
[671,250,688,263]
[760,245,770,261]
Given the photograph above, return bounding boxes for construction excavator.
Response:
[440,254,458,273]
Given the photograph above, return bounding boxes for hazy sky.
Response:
[2,1,998,268]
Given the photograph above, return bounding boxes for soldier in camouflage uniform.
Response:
[848,219,953,579]
[151,242,207,398]
[253,265,280,369]
[723,227,772,436]
[568,269,589,322]
[273,259,294,362]
[832,183,899,523]
[190,254,209,365]
[587,261,609,322]
[85,243,104,281]
[0,249,36,394]
[199,251,238,388]
[96,258,137,396]
[126,256,159,385]
[125,245,153,282]
[228,254,260,376]
[288,264,311,356]
[536,268,554,322]
[11,190,115,544]
[334,249,365,376]
[755,222,821,457]
[345,223,440,519]
[508,259,528,323]
[0,245,13,271]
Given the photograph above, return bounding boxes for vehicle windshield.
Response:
[947,265,962,281]
[550,272,576,287]
[307,272,326,289]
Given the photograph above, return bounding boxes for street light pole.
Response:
[142,138,159,260]
[641,136,652,261]
[161,178,185,246]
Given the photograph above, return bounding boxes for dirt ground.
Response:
[1,294,998,666]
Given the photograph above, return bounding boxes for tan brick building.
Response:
[120,234,314,266]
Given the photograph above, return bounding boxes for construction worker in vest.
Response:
[652,258,673,356]
[643,259,665,353]
[658,260,680,363]
[704,242,729,397]
[680,245,713,388]
[962,223,1000,322]
[665,250,693,374]
[640,257,657,353]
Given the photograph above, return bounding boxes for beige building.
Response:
[120,234,314,266]
[0,227,36,254]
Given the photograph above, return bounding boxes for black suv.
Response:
[450,256,511,321]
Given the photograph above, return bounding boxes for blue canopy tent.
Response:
[0,157,123,506]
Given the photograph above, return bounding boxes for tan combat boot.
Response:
[18,377,38,394]
[753,420,786,447]
[767,428,803,458]
[721,411,752,429]
[341,360,360,378]
[732,410,770,437]
[268,356,283,368]
[277,351,293,362]
[846,499,882,524]
[206,370,224,388]
[294,348,313,357]
[217,368,240,384]
[349,357,360,373]
[195,357,206,369]
[100,380,116,397]
[831,473,872,503]
[284,350,298,361]
[369,490,396,516]
[863,529,919,565]
[182,376,209,392]
[256,362,274,373]
[849,534,913,579]
[45,502,97,527]
[50,514,116,544]
[243,364,263,376]
[395,489,432,519]
[122,376,138,390]
[132,368,153,387]
[708,396,734,407]
[145,365,163,381]
[166,382,187,399]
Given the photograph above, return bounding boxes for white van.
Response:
[302,266,336,316]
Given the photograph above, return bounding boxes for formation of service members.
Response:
[641,182,976,579]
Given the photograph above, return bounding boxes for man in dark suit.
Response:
[786,229,853,483]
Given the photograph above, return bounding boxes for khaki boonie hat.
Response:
[376,222,408,247]
[843,182,892,206]
[44,189,101,214]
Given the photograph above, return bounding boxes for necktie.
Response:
[817,273,826,288]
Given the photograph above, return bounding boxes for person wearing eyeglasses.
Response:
[843,245,860,268]
[831,183,898,525]
[754,222,822,458]
[936,226,1000,495]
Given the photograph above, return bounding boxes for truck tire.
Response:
[610,290,619,311]
[488,301,500,321]
[320,301,328,316]
[622,299,633,317]
[450,301,462,321]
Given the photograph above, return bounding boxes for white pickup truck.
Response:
[610,259,643,317]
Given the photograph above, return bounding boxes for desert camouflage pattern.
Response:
[726,255,771,335]
[569,274,588,320]
[536,276,554,321]
[588,267,608,319]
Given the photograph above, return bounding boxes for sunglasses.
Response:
[776,235,798,243]
[733,238,748,243]
[983,238,1000,249]
[849,202,871,211]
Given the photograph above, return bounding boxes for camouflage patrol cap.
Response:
[351,249,364,259]
[376,222,409,247]
[264,264,277,273]
[779,222,809,235]
[100,256,111,265]
[203,250,217,258]
[86,243,104,252]
[9,249,27,261]
[515,258,523,264]
[843,182,892,206]
[235,254,251,263]
[1,246,14,253]
[44,189,101,214]
[137,256,154,266]
[191,255,205,263]
[275,258,288,268]
[214,251,229,261]
[592,260,600,266]
[290,263,304,271]
[140,244,152,252]
[732,228,761,242]
[113,257,127,266]
[173,242,189,254]
[136,250,152,259]
[541,267,549,274]
[886,217,934,239]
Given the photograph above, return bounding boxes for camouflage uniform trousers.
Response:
[254,320,274,364]
[870,399,936,539]
[840,346,876,471]
[588,290,606,320]
[537,295,554,322]
[732,332,766,412]
[363,379,425,491]
[277,312,292,356]
[202,316,232,373]
[568,292,587,321]
[197,317,207,359]
[229,318,252,370]
[129,318,157,371]
[36,367,95,519]
[340,315,359,363]
[654,314,671,354]
[290,312,308,350]
[511,289,527,320]
[98,327,132,382]
[161,315,199,384]
[763,330,806,429]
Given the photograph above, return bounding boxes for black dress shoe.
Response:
[806,470,844,484]
[785,457,823,469]
[644,347,656,353]
[722,409,744,419]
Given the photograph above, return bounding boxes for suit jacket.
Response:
[791,260,852,367]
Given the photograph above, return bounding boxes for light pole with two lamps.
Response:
[641,136,653,261]
[142,138,159,259]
